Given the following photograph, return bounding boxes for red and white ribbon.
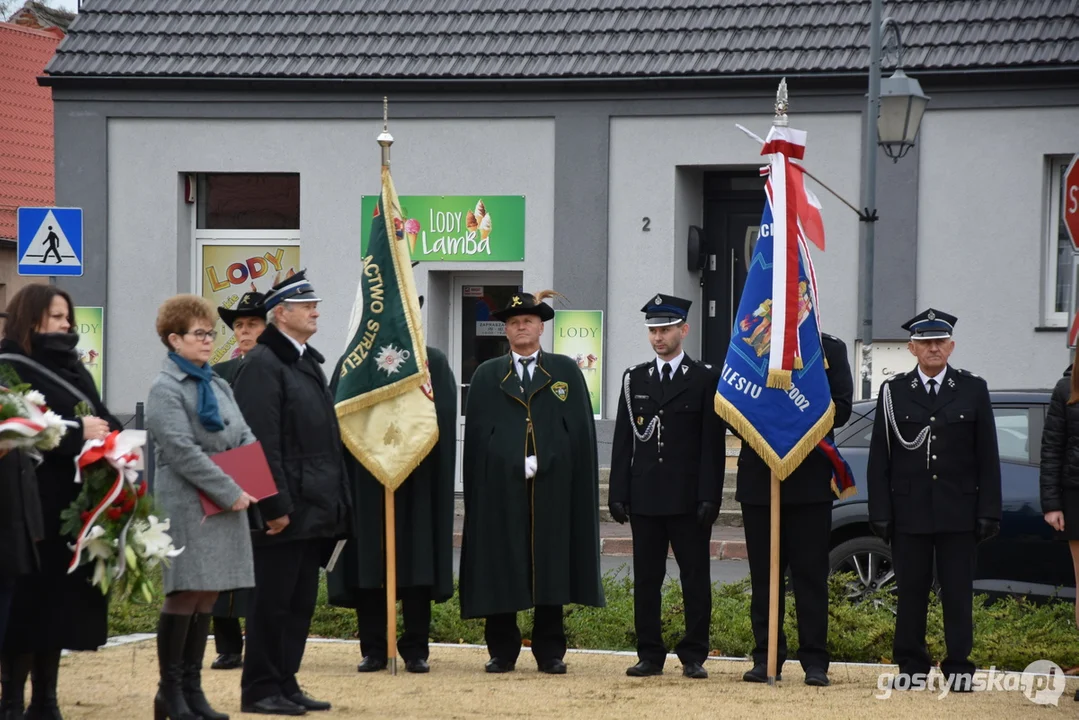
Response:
[67,429,147,576]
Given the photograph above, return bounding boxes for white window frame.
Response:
[192,231,301,297]
[1044,156,1074,327]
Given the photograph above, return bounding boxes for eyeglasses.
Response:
[184,330,218,342]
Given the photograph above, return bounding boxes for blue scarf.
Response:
[168,352,224,432]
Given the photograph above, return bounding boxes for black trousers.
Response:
[0,577,13,650]
[892,531,976,678]
[630,513,712,666]
[742,501,832,672]
[213,616,243,655]
[241,540,322,704]
[484,606,565,665]
[356,586,432,662]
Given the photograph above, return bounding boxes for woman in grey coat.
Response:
[146,295,258,720]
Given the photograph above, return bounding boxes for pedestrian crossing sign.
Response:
[17,207,83,277]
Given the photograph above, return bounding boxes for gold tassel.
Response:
[831,478,858,500]
[824,357,830,370]
[766,369,792,390]
[794,356,804,370]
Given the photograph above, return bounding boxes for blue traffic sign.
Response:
[17,207,83,277]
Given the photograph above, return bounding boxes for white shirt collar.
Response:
[280,329,306,357]
[511,349,539,379]
[656,351,685,376]
[917,365,947,390]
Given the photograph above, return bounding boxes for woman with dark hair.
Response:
[0,285,121,720]
[1040,357,1079,702]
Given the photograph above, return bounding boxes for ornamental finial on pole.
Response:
[377,96,393,166]
[774,78,789,127]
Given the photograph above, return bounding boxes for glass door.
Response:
[451,273,522,491]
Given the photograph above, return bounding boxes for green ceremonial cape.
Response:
[326,346,457,604]
[459,350,604,619]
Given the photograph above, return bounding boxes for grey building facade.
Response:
[42,0,1079,472]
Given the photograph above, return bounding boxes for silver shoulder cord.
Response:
[623,371,660,444]
[882,382,932,468]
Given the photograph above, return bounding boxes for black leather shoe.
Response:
[210,653,242,670]
[743,663,781,683]
[946,673,974,693]
[405,658,430,674]
[485,658,516,674]
[288,692,330,711]
[625,660,663,677]
[537,658,567,675]
[682,661,708,679]
[356,656,388,673]
[240,695,307,716]
[804,667,830,686]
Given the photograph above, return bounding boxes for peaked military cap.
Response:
[902,308,956,340]
[218,291,266,329]
[263,269,321,311]
[641,293,691,327]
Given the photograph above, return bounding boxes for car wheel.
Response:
[828,536,896,604]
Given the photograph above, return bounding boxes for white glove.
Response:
[525,455,538,479]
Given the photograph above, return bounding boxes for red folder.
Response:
[199,441,278,517]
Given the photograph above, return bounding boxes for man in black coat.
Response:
[609,293,724,679]
[867,308,1001,692]
[736,332,853,687]
[326,304,457,674]
[209,290,266,670]
[233,271,351,716]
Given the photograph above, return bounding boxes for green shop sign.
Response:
[360,195,525,262]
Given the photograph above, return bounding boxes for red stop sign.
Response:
[1066,155,1079,251]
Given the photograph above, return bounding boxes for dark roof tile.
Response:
[45,0,1079,79]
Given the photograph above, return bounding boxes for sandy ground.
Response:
[52,640,1077,719]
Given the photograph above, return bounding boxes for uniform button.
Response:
[659,458,664,463]
[659,410,664,416]
[932,455,937,460]
[659,442,664,448]
[930,416,936,422]
[932,475,938,480]
[960,414,965,419]
[932,435,937,440]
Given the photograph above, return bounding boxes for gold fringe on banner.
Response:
[831,478,858,500]
[794,356,804,370]
[713,392,836,481]
[766,369,792,390]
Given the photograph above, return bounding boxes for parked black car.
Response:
[829,390,1075,602]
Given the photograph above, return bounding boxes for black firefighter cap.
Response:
[641,293,691,327]
[902,308,956,340]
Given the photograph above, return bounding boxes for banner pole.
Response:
[767,471,780,686]
[385,486,398,676]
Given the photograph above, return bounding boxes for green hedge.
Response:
[109,567,1079,672]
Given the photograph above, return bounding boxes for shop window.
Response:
[1044,157,1074,327]
[196,173,299,230]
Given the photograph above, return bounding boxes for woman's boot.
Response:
[154,614,197,720]
[0,652,31,720]
[182,614,228,720]
[24,650,62,720]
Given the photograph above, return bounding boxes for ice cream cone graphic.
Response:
[404,218,421,254]
[479,212,492,240]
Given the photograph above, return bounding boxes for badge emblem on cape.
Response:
[551,381,569,401]
[636,416,644,426]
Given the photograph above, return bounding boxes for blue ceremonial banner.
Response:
[714,198,837,481]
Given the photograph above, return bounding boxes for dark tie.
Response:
[927,378,937,397]
[519,357,534,391]
[661,362,672,385]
